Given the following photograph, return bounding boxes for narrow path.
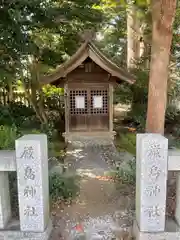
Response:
[50,142,134,240]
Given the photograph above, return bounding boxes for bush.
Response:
[0,125,18,150]
[48,140,66,160]
[116,133,136,155]
[41,115,65,142]
[20,115,41,130]
[114,68,148,130]
[0,102,35,127]
[49,173,80,204]
[126,103,146,130]
[115,158,136,186]
[165,104,180,123]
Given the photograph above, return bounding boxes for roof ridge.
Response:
[89,42,134,79]
[40,40,135,85]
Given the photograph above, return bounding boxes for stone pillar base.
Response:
[0,219,52,240]
[133,220,180,240]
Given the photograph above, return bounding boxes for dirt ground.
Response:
[50,144,135,240]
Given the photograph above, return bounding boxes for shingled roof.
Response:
[40,40,135,85]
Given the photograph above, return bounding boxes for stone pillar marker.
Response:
[0,172,11,229]
[136,134,168,232]
[15,134,49,232]
[175,173,180,225]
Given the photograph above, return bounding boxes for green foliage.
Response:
[0,89,65,136]
[115,159,136,186]
[116,133,136,155]
[0,125,18,150]
[0,102,35,127]
[127,103,147,130]
[46,111,65,135]
[125,68,149,129]
[43,85,64,97]
[116,161,136,185]
[95,2,127,65]
[166,104,180,124]
[165,104,180,137]
[114,66,149,130]
[49,141,66,159]
[114,83,133,104]
[20,115,41,130]
[49,173,80,203]
[0,0,104,81]
[171,137,180,149]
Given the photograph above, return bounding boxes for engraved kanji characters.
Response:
[24,206,37,217]
[144,185,160,197]
[24,186,36,198]
[144,205,161,218]
[146,142,161,160]
[148,165,161,181]
[20,146,34,159]
[24,166,35,180]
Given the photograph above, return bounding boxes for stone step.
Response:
[68,136,114,147]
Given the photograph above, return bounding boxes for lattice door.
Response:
[70,90,88,115]
[90,90,108,114]
[69,90,88,131]
[68,88,109,131]
[89,89,109,131]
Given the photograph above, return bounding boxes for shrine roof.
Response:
[40,40,135,85]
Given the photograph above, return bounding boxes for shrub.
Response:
[49,173,80,204]
[115,133,136,188]
[0,102,35,127]
[126,103,146,130]
[48,140,66,160]
[116,133,136,155]
[0,125,18,150]
[115,158,136,189]
[46,110,65,135]
[20,115,41,130]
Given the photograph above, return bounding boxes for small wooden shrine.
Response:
[40,39,134,141]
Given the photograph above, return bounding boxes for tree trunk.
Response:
[7,82,13,102]
[146,0,177,134]
[127,1,140,69]
[21,57,48,125]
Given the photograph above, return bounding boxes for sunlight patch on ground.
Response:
[67,148,86,159]
[76,169,115,181]
[76,169,98,178]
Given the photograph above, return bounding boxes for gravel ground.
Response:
[49,141,135,240]
[48,138,176,240]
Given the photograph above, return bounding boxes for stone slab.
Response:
[0,172,11,229]
[168,150,180,171]
[136,134,146,228]
[0,151,16,171]
[63,131,116,144]
[136,134,168,232]
[133,220,180,240]
[176,173,180,226]
[0,218,52,240]
[15,134,49,232]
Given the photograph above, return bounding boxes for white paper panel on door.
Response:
[93,96,103,108]
[75,96,85,109]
